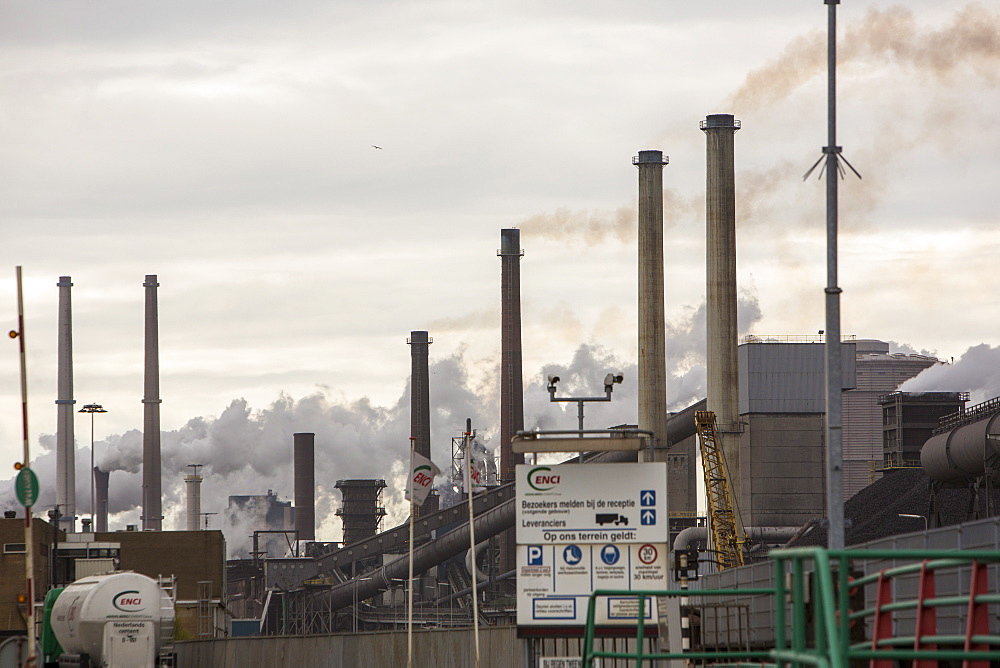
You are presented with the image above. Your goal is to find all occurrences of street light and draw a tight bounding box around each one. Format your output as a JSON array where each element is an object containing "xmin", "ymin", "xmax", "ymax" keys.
[
  {"xmin": 898, "ymin": 513, "xmax": 928, "ymax": 531},
  {"xmin": 78, "ymin": 403, "xmax": 107, "ymax": 531}
]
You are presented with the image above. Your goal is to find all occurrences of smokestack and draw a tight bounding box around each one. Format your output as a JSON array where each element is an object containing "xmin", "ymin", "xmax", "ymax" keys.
[
  {"xmin": 635, "ymin": 150, "xmax": 670, "ymax": 454},
  {"xmin": 185, "ymin": 464, "xmax": 203, "ymax": 531},
  {"xmin": 142, "ymin": 275, "xmax": 162, "ymax": 531},
  {"xmin": 94, "ymin": 467, "xmax": 109, "ymax": 533},
  {"xmin": 408, "ymin": 331, "xmax": 432, "ymax": 461},
  {"xmin": 56, "ymin": 276, "xmax": 76, "ymax": 533},
  {"xmin": 702, "ymin": 113, "xmax": 742, "ymax": 501},
  {"xmin": 293, "ymin": 433, "xmax": 316, "ymax": 541},
  {"xmin": 498, "ymin": 229, "xmax": 525, "ymax": 483},
  {"xmin": 498, "ymin": 229, "xmax": 525, "ymax": 576}
]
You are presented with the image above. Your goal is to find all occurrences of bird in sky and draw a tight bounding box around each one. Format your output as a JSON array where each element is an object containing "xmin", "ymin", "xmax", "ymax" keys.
[{"xmin": 372, "ymin": 145, "xmax": 382, "ymax": 150}]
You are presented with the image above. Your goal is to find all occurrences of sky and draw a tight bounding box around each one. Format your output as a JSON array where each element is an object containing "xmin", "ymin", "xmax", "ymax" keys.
[{"xmin": 1, "ymin": 1, "xmax": 998, "ymax": 555}]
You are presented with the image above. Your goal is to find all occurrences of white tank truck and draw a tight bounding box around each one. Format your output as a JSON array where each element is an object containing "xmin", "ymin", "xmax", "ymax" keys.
[{"xmin": 50, "ymin": 572, "xmax": 175, "ymax": 667}]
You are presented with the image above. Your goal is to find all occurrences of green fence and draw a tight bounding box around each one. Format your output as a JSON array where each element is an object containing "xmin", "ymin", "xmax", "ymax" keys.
[{"xmin": 582, "ymin": 547, "xmax": 1000, "ymax": 667}]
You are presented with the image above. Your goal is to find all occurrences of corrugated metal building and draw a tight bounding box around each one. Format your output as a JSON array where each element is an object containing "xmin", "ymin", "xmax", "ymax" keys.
[{"xmin": 737, "ymin": 339, "xmax": 856, "ymax": 527}]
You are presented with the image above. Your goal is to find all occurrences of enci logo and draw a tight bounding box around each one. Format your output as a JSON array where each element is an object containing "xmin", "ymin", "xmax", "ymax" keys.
[
  {"xmin": 527, "ymin": 466, "xmax": 561, "ymax": 491},
  {"xmin": 112, "ymin": 590, "xmax": 145, "ymax": 612}
]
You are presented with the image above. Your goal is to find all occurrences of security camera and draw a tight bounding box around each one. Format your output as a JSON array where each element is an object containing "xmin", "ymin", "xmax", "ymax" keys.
[
  {"xmin": 604, "ymin": 373, "xmax": 624, "ymax": 387},
  {"xmin": 547, "ymin": 375, "xmax": 560, "ymax": 385}
]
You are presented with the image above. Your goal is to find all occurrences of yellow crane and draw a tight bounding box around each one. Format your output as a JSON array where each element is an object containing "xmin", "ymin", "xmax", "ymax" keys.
[{"xmin": 694, "ymin": 410, "xmax": 745, "ymax": 569}]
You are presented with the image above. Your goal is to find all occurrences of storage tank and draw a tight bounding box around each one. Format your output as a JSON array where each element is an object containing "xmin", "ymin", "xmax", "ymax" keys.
[
  {"xmin": 921, "ymin": 411, "xmax": 1000, "ymax": 482},
  {"xmin": 50, "ymin": 572, "xmax": 174, "ymax": 667}
]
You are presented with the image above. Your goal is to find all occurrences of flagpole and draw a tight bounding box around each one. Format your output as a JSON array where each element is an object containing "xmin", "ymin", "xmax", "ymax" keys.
[
  {"xmin": 407, "ymin": 437, "xmax": 416, "ymax": 668},
  {"xmin": 464, "ymin": 419, "xmax": 480, "ymax": 667}
]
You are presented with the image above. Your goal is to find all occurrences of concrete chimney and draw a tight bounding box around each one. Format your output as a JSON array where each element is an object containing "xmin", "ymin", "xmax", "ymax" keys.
[
  {"xmin": 498, "ymin": 229, "xmax": 525, "ymax": 483},
  {"xmin": 56, "ymin": 276, "xmax": 77, "ymax": 533},
  {"xmin": 185, "ymin": 465, "xmax": 203, "ymax": 531},
  {"xmin": 293, "ymin": 433, "xmax": 316, "ymax": 541},
  {"xmin": 702, "ymin": 113, "xmax": 742, "ymax": 501},
  {"xmin": 94, "ymin": 467, "xmax": 109, "ymax": 533},
  {"xmin": 498, "ymin": 229, "xmax": 525, "ymax": 576},
  {"xmin": 635, "ymin": 149, "xmax": 671, "ymax": 459},
  {"xmin": 142, "ymin": 275, "xmax": 162, "ymax": 531},
  {"xmin": 408, "ymin": 331, "xmax": 432, "ymax": 461}
]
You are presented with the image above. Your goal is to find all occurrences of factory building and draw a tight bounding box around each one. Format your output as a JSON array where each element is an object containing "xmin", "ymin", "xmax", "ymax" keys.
[
  {"xmin": 840, "ymin": 340, "xmax": 942, "ymax": 497},
  {"xmin": 736, "ymin": 338, "xmax": 857, "ymax": 527},
  {"xmin": 881, "ymin": 391, "xmax": 969, "ymax": 470},
  {"xmin": 0, "ymin": 517, "xmax": 226, "ymax": 637}
]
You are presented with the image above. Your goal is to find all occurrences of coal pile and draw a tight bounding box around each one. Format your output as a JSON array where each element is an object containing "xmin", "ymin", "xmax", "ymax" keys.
[{"xmin": 788, "ymin": 468, "xmax": 1000, "ymax": 548}]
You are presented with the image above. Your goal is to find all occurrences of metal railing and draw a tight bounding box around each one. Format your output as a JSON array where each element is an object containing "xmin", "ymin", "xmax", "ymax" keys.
[{"xmin": 581, "ymin": 546, "xmax": 1000, "ymax": 667}]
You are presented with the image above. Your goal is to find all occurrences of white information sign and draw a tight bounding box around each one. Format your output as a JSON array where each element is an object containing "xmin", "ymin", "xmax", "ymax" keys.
[
  {"xmin": 516, "ymin": 463, "xmax": 668, "ymax": 544},
  {"xmin": 516, "ymin": 542, "xmax": 668, "ymax": 626}
]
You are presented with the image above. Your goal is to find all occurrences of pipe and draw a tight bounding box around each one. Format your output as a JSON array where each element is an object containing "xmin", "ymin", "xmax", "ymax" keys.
[
  {"xmin": 142, "ymin": 275, "xmax": 162, "ymax": 531},
  {"xmin": 314, "ymin": 495, "xmax": 515, "ymax": 611},
  {"xmin": 702, "ymin": 114, "xmax": 742, "ymax": 503},
  {"xmin": 56, "ymin": 276, "xmax": 76, "ymax": 532},
  {"xmin": 294, "ymin": 433, "xmax": 316, "ymax": 540},
  {"xmin": 672, "ymin": 525, "xmax": 800, "ymax": 552},
  {"xmin": 94, "ymin": 467, "xmax": 109, "ymax": 533}
]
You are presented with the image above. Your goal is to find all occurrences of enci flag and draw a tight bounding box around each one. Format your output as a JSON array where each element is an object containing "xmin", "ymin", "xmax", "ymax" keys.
[{"xmin": 407, "ymin": 451, "xmax": 440, "ymax": 506}]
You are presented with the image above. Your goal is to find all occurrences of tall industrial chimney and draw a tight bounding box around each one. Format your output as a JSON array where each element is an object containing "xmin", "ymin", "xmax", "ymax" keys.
[
  {"xmin": 702, "ymin": 114, "xmax": 742, "ymax": 501},
  {"xmin": 293, "ymin": 433, "xmax": 316, "ymax": 541},
  {"xmin": 498, "ymin": 229, "xmax": 525, "ymax": 483},
  {"xmin": 635, "ymin": 151, "xmax": 681, "ymax": 510},
  {"xmin": 185, "ymin": 464, "xmax": 203, "ymax": 531},
  {"xmin": 142, "ymin": 275, "xmax": 163, "ymax": 531},
  {"xmin": 94, "ymin": 467, "xmax": 109, "ymax": 533},
  {"xmin": 56, "ymin": 276, "xmax": 77, "ymax": 532},
  {"xmin": 408, "ymin": 331, "xmax": 432, "ymax": 461}
]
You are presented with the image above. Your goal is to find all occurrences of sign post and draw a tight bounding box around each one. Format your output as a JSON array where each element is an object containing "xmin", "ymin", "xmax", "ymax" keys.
[{"xmin": 515, "ymin": 462, "xmax": 669, "ymax": 626}]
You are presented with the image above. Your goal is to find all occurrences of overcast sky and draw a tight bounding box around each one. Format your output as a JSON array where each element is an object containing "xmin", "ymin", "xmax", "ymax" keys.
[{"xmin": 2, "ymin": 1, "xmax": 998, "ymax": 547}]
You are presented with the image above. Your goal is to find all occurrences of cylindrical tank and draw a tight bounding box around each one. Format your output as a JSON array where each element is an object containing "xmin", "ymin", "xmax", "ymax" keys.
[
  {"xmin": 51, "ymin": 572, "xmax": 174, "ymax": 666},
  {"xmin": 921, "ymin": 412, "xmax": 1000, "ymax": 482}
]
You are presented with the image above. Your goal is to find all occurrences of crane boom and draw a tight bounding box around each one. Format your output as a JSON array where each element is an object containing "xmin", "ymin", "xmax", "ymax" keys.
[{"xmin": 694, "ymin": 410, "xmax": 744, "ymax": 569}]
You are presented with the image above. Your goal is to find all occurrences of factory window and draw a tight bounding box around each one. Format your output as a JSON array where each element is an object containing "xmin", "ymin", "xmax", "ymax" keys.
[{"xmin": 3, "ymin": 543, "xmax": 26, "ymax": 554}]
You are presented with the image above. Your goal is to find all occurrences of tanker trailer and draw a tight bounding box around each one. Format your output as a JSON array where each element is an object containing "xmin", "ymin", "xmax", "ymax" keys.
[{"xmin": 50, "ymin": 572, "xmax": 174, "ymax": 667}]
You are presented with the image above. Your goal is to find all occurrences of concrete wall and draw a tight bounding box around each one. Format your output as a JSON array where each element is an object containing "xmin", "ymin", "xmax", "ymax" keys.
[
  {"xmin": 173, "ymin": 626, "xmax": 519, "ymax": 668},
  {"xmin": 739, "ymin": 342, "xmax": 856, "ymax": 414}
]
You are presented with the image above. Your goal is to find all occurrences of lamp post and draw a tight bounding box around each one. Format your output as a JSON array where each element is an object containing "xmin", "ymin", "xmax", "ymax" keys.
[
  {"xmin": 78, "ymin": 404, "xmax": 107, "ymax": 530},
  {"xmin": 898, "ymin": 513, "xmax": 928, "ymax": 532},
  {"xmin": 547, "ymin": 373, "xmax": 624, "ymax": 461}
]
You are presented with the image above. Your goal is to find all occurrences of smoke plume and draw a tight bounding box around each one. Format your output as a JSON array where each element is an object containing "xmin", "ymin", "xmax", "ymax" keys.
[
  {"xmin": 899, "ymin": 343, "xmax": 1000, "ymax": 405},
  {"xmin": 730, "ymin": 3, "xmax": 1000, "ymax": 111}
]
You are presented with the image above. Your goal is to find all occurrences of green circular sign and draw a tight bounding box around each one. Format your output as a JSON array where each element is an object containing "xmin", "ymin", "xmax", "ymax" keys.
[{"xmin": 15, "ymin": 467, "xmax": 39, "ymax": 507}]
